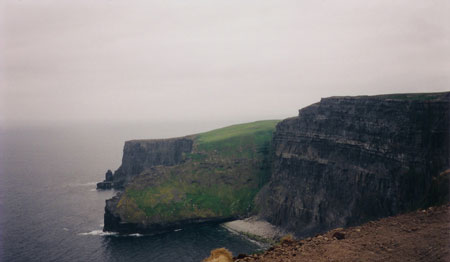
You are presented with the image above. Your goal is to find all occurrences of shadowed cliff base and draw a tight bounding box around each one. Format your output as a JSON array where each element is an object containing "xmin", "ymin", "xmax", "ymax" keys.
[{"xmin": 232, "ymin": 204, "xmax": 450, "ymax": 262}]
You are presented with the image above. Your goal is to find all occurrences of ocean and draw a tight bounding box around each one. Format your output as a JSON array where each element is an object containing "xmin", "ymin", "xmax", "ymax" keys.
[{"xmin": 0, "ymin": 122, "xmax": 261, "ymax": 262}]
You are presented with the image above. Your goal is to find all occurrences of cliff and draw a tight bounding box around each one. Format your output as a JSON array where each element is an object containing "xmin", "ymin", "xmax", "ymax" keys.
[
  {"xmin": 101, "ymin": 92, "xmax": 449, "ymax": 235},
  {"xmin": 112, "ymin": 137, "xmax": 194, "ymax": 188},
  {"xmin": 257, "ymin": 92, "xmax": 450, "ymax": 237},
  {"xmin": 103, "ymin": 120, "xmax": 279, "ymax": 233}
]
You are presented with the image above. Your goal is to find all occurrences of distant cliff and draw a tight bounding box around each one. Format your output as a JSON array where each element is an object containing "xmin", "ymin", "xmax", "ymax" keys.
[
  {"xmin": 257, "ymin": 92, "xmax": 450, "ymax": 237},
  {"xmin": 103, "ymin": 120, "xmax": 279, "ymax": 233}
]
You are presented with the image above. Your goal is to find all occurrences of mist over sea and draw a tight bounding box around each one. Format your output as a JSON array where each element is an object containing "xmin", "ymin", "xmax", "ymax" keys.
[{"xmin": 0, "ymin": 122, "xmax": 261, "ymax": 262}]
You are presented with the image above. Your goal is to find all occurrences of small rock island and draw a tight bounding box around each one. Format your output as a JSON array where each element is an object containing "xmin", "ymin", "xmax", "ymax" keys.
[{"xmin": 96, "ymin": 170, "xmax": 114, "ymax": 189}]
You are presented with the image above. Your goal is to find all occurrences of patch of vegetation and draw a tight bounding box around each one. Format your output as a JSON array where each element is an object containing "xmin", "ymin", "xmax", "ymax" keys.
[
  {"xmin": 185, "ymin": 152, "xmax": 207, "ymax": 161},
  {"xmin": 196, "ymin": 120, "xmax": 279, "ymax": 144},
  {"xmin": 124, "ymin": 175, "xmax": 260, "ymax": 223}
]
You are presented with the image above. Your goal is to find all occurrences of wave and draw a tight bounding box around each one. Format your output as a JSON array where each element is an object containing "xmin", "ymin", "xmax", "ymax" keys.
[
  {"xmin": 68, "ymin": 181, "xmax": 98, "ymax": 187},
  {"xmin": 128, "ymin": 233, "xmax": 143, "ymax": 237},
  {"xmin": 78, "ymin": 230, "xmax": 144, "ymax": 237},
  {"xmin": 78, "ymin": 230, "xmax": 117, "ymax": 236}
]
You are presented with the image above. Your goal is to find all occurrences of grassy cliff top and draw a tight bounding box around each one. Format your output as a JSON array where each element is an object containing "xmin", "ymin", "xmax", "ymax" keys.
[
  {"xmin": 125, "ymin": 120, "xmax": 280, "ymax": 144},
  {"xmin": 196, "ymin": 120, "xmax": 280, "ymax": 144},
  {"xmin": 194, "ymin": 120, "xmax": 280, "ymax": 158}
]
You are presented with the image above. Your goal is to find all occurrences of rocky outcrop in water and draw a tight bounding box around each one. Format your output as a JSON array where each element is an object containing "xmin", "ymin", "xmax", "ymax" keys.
[
  {"xmin": 257, "ymin": 92, "xmax": 450, "ymax": 237},
  {"xmin": 96, "ymin": 169, "xmax": 114, "ymax": 189}
]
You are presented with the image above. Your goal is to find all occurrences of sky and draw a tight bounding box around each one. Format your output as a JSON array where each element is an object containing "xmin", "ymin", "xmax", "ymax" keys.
[{"xmin": 1, "ymin": 0, "xmax": 449, "ymax": 127}]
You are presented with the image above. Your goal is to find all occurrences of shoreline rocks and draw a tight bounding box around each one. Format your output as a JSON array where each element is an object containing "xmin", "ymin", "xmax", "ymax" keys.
[{"xmin": 222, "ymin": 217, "xmax": 287, "ymax": 244}]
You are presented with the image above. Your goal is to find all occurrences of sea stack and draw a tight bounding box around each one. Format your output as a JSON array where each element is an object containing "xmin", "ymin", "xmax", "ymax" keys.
[{"xmin": 96, "ymin": 169, "xmax": 114, "ymax": 189}]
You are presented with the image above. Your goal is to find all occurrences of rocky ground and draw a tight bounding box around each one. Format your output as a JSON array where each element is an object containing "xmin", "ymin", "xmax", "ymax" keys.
[{"xmin": 233, "ymin": 204, "xmax": 450, "ymax": 262}]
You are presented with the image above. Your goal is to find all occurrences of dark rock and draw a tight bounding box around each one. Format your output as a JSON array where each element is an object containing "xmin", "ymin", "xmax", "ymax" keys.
[
  {"xmin": 236, "ymin": 254, "xmax": 248, "ymax": 259},
  {"xmin": 96, "ymin": 181, "xmax": 113, "ymax": 190},
  {"xmin": 96, "ymin": 170, "xmax": 114, "ymax": 189},
  {"xmin": 103, "ymin": 194, "xmax": 122, "ymax": 231},
  {"xmin": 105, "ymin": 170, "xmax": 113, "ymax": 181},
  {"xmin": 257, "ymin": 92, "xmax": 450, "ymax": 238},
  {"xmin": 332, "ymin": 231, "xmax": 346, "ymax": 240}
]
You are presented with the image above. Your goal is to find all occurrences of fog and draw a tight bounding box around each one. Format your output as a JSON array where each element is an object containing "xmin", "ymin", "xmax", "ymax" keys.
[{"xmin": 1, "ymin": 0, "xmax": 449, "ymax": 128}]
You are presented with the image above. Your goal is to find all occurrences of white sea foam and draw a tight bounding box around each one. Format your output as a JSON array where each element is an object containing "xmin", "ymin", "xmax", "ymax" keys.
[
  {"xmin": 174, "ymin": 229, "xmax": 182, "ymax": 232},
  {"xmin": 69, "ymin": 181, "xmax": 98, "ymax": 187},
  {"xmin": 78, "ymin": 230, "xmax": 117, "ymax": 236},
  {"xmin": 81, "ymin": 182, "xmax": 98, "ymax": 186},
  {"xmin": 78, "ymin": 230, "xmax": 145, "ymax": 237}
]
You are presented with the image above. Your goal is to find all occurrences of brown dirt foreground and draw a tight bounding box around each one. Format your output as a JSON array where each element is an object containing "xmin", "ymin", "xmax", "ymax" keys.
[{"xmin": 234, "ymin": 204, "xmax": 450, "ymax": 262}]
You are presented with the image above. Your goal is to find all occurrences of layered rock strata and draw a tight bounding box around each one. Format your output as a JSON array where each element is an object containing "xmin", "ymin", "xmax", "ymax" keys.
[{"xmin": 257, "ymin": 92, "xmax": 450, "ymax": 237}]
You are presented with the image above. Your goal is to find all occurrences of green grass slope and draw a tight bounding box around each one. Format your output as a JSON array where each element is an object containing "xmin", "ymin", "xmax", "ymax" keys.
[{"xmin": 115, "ymin": 120, "xmax": 280, "ymax": 224}]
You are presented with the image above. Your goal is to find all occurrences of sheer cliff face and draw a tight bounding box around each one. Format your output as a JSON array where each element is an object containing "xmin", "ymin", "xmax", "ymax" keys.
[
  {"xmin": 258, "ymin": 93, "xmax": 450, "ymax": 237},
  {"xmin": 112, "ymin": 137, "xmax": 193, "ymax": 188}
]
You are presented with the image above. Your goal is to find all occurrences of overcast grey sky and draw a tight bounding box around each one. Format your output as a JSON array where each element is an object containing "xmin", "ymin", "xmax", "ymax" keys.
[{"xmin": 1, "ymin": 0, "xmax": 449, "ymax": 127}]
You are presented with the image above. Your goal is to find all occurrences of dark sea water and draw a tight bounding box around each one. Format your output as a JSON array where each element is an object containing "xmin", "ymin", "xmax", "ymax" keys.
[{"xmin": 0, "ymin": 122, "xmax": 261, "ymax": 262}]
